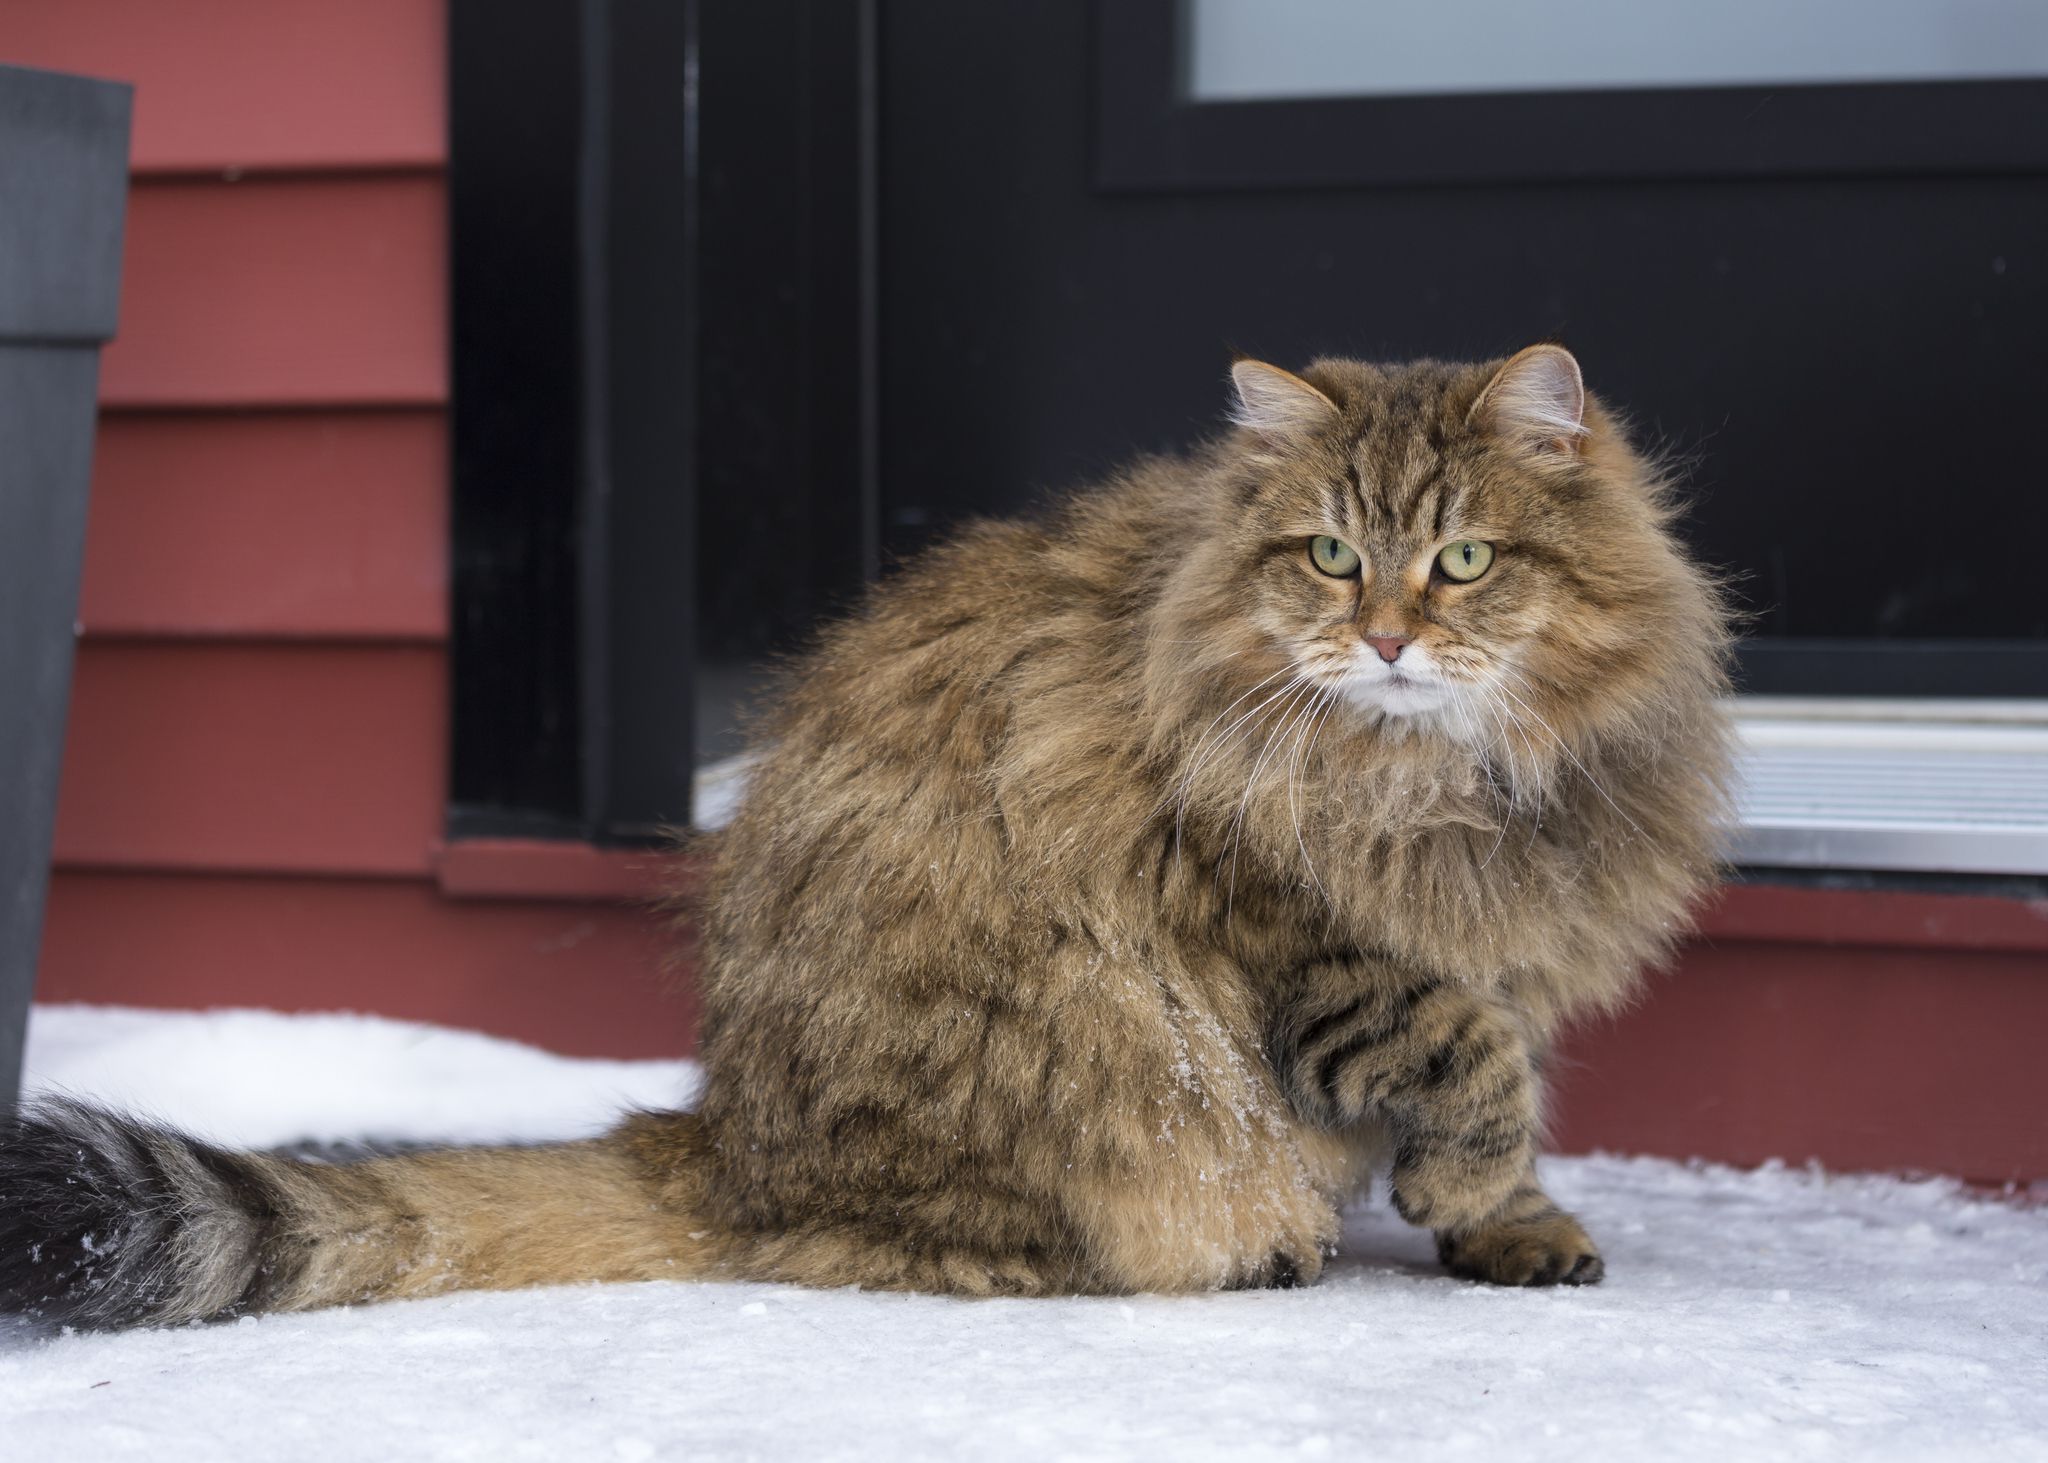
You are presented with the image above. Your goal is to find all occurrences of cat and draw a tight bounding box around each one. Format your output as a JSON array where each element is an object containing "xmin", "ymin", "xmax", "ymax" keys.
[{"xmin": 0, "ymin": 345, "xmax": 1731, "ymax": 1326}]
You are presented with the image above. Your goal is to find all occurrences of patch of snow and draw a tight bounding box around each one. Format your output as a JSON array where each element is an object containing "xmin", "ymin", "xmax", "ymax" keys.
[
  {"xmin": 5, "ymin": 1004, "xmax": 2046, "ymax": 1462},
  {"xmin": 19, "ymin": 1005, "xmax": 697, "ymax": 1149}
]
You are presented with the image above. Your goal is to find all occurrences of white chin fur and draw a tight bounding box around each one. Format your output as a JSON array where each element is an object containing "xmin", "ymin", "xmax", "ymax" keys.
[
  {"xmin": 1332, "ymin": 650, "xmax": 1482, "ymax": 742},
  {"xmin": 1338, "ymin": 692, "xmax": 1484, "ymax": 744}
]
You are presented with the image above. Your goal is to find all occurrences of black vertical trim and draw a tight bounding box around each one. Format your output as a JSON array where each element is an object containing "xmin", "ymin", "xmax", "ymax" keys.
[
  {"xmin": 450, "ymin": 0, "xmax": 697, "ymax": 843},
  {"xmin": 576, "ymin": 0, "xmax": 615, "ymax": 833},
  {"xmin": 857, "ymin": 0, "xmax": 883, "ymax": 584},
  {"xmin": 598, "ymin": 0, "xmax": 699, "ymax": 836},
  {"xmin": 450, "ymin": 0, "xmax": 587, "ymax": 834}
]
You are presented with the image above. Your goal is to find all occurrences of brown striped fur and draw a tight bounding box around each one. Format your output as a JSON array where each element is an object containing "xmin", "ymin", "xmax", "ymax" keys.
[{"xmin": 0, "ymin": 347, "xmax": 1729, "ymax": 1325}]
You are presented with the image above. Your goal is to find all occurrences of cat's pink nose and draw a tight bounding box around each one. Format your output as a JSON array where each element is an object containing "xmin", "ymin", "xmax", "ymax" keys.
[{"xmin": 1364, "ymin": 634, "xmax": 1410, "ymax": 664}]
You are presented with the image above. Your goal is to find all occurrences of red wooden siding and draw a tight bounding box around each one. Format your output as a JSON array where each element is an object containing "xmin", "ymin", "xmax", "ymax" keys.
[
  {"xmin": 1555, "ymin": 937, "xmax": 2048, "ymax": 1186},
  {"xmin": 52, "ymin": 644, "xmax": 444, "ymax": 876},
  {"xmin": 37, "ymin": 873, "xmax": 691, "ymax": 1060},
  {"xmin": 102, "ymin": 178, "xmax": 447, "ymax": 408},
  {"xmin": 81, "ymin": 412, "xmax": 447, "ymax": 639},
  {"xmin": 7, "ymin": 4, "xmax": 704, "ymax": 1060},
  {"xmin": 14, "ymin": 2, "xmax": 457, "ymax": 896},
  {"xmin": 5, "ymin": 0, "xmax": 445, "ymax": 174},
  {"xmin": 1686, "ymin": 881, "xmax": 2048, "ymax": 954}
]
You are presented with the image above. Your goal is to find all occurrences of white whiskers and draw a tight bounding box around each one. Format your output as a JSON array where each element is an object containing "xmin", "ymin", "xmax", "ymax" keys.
[
  {"xmin": 1169, "ymin": 668, "xmax": 1304, "ymax": 862},
  {"xmin": 1219, "ymin": 678, "xmax": 1323, "ymax": 915},
  {"xmin": 1492, "ymin": 668, "xmax": 1647, "ymax": 843}
]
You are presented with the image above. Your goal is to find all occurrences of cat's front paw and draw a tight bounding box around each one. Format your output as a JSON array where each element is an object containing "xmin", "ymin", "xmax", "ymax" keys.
[{"xmin": 1435, "ymin": 1211, "xmax": 1603, "ymax": 1287}]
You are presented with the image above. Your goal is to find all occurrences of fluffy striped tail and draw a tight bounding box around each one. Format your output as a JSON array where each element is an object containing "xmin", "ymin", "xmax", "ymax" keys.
[{"xmin": 0, "ymin": 1099, "xmax": 726, "ymax": 1330}]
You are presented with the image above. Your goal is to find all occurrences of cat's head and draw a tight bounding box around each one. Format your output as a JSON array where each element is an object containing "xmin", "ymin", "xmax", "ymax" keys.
[{"xmin": 1165, "ymin": 346, "xmax": 1724, "ymax": 759}]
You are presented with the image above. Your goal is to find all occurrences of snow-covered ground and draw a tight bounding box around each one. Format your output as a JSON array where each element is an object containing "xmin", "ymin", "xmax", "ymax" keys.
[{"xmin": 5, "ymin": 1006, "xmax": 2045, "ymax": 1463}]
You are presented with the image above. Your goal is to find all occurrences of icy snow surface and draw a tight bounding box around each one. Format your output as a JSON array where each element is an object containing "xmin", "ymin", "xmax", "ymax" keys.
[{"xmin": 5, "ymin": 1005, "xmax": 2046, "ymax": 1463}]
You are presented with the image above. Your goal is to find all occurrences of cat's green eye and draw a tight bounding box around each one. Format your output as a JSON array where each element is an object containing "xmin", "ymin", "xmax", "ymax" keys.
[
  {"xmin": 1309, "ymin": 535, "xmax": 1361, "ymax": 578},
  {"xmin": 1437, "ymin": 540, "xmax": 1495, "ymax": 583}
]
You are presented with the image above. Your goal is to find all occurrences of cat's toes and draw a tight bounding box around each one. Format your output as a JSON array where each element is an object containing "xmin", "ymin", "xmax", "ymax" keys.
[{"xmin": 1436, "ymin": 1212, "xmax": 1603, "ymax": 1288}]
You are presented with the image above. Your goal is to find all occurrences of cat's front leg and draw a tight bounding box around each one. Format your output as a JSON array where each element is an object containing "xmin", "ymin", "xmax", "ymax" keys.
[{"xmin": 1269, "ymin": 962, "xmax": 1602, "ymax": 1287}]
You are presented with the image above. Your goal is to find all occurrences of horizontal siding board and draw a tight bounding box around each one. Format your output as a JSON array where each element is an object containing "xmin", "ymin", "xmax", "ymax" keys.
[
  {"xmin": 1553, "ymin": 941, "xmax": 2048, "ymax": 1185},
  {"xmin": 36, "ymin": 872, "xmax": 692, "ymax": 1060},
  {"xmin": 4, "ymin": 0, "xmax": 445, "ymax": 173},
  {"xmin": 52, "ymin": 643, "xmax": 445, "ymax": 876},
  {"xmin": 435, "ymin": 839, "xmax": 679, "ymax": 902},
  {"xmin": 101, "ymin": 176, "xmax": 446, "ymax": 407},
  {"xmin": 80, "ymin": 411, "xmax": 447, "ymax": 639},
  {"xmin": 1700, "ymin": 880, "xmax": 2048, "ymax": 954}
]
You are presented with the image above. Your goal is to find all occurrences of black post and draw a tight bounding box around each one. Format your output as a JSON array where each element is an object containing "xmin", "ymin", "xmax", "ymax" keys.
[{"xmin": 0, "ymin": 64, "xmax": 132, "ymax": 1111}]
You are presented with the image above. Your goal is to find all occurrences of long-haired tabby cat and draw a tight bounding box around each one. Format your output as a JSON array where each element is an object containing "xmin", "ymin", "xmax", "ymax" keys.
[{"xmin": 1, "ymin": 345, "xmax": 1730, "ymax": 1326}]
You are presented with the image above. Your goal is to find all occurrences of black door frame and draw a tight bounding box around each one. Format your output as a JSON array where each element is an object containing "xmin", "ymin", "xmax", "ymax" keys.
[{"xmin": 448, "ymin": 0, "xmax": 699, "ymax": 844}]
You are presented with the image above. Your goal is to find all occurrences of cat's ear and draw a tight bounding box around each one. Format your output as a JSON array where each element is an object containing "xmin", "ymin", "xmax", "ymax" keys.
[
  {"xmin": 1228, "ymin": 360, "xmax": 1339, "ymax": 443},
  {"xmin": 1469, "ymin": 345, "xmax": 1587, "ymax": 455}
]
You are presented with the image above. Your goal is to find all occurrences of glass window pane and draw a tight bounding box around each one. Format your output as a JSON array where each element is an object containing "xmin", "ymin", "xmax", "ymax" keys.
[{"xmin": 1186, "ymin": 0, "xmax": 2048, "ymax": 100}]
